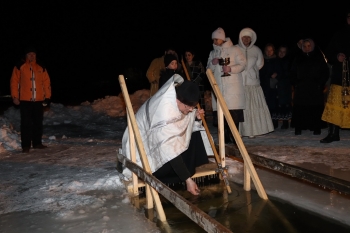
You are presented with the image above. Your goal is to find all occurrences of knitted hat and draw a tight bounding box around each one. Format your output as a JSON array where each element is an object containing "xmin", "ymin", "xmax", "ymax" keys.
[
  {"xmin": 164, "ymin": 53, "xmax": 177, "ymax": 67},
  {"xmin": 24, "ymin": 47, "xmax": 37, "ymax": 55},
  {"xmin": 212, "ymin": 27, "xmax": 226, "ymax": 41},
  {"xmin": 176, "ymin": 80, "xmax": 200, "ymax": 106}
]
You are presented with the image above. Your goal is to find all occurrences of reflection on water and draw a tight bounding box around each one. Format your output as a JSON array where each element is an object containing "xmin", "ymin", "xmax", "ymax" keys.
[{"xmin": 131, "ymin": 180, "xmax": 350, "ymax": 233}]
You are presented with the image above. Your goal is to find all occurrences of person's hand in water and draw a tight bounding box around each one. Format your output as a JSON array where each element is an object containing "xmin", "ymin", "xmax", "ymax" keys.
[{"xmin": 185, "ymin": 178, "xmax": 200, "ymax": 195}]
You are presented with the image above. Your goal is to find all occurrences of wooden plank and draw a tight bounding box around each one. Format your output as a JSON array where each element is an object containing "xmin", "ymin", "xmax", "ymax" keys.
[
  {"xmin": 119, "ymin": 75, "xmax": 166, "ymax": 221},
  {"xmin": 127, "ymin": 113, "xmax": 139, "ymax": 196},
  {"xmin": 206, "ymin": 69, "xmax": 268, "ymax": 200},
  {"xmin": 192, "ymin": 163, "xmax": 218, "ymax": 178},
  {"xmin": 119, "ymin": 155, "xmax": 233, "ymax": 233},
  {"xmin": 127, "ymin": 162, "xmax": 218, "ymax": 188}
]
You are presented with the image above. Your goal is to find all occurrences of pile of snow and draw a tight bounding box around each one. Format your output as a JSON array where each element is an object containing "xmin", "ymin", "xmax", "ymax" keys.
[
  {"xmin": 0, "ymin": 90, "xmax": 152, "ymax": 152},
  {"xmin": 0, "ymin": 116, "xmax": 21, "ymax": 152}
]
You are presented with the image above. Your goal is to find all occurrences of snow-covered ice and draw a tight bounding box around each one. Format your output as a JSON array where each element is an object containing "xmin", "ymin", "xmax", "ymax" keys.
[{"xmin": 0, "ymin": 89, "xmax": 349, "ymax": 232}]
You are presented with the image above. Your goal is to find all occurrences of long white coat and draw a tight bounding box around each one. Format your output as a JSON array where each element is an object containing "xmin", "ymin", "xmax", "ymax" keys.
[
  {"xmin": 236, "ymin": 28, "xmax": 264, "ymax": 86},
  {"xmin": 207, "ymin": 37, "xmax": 246, "ymax": 111},
  {"xmin": 121, "ymin": 75, "xmax": 212, "ymax": 178},
  {"xmin": 236, "ymin": 27, "xmax": 274, "ymax": 137}
]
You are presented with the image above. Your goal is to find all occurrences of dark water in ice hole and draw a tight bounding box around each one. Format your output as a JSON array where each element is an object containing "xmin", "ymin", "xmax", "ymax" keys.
[
  {"xmin": 132, "ymin": 177, "xmax": 350, "ymax": 233},
  {"xmin": 1, "ymin": 179, "xmax": 349, "ymax": 233}
]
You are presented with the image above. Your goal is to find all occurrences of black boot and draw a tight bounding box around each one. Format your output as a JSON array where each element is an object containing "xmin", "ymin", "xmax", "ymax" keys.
[
  {"xmin": 281, "ymin": 120, "xmax": 289, "ymax": 129},
  {"xmin": 273, "ymin": 119, "xmax": 279, "ymax": 129},
  {"xmin": 320, "ymin": 124, "xmax": 340, "ymax": 143},
  {"xmin": 212, "ymin": 111, "xmax": 218, "ymax": 127},
  {"xmin": 333, "ymin": 126, "xmax": 340, "ymax": 141}
]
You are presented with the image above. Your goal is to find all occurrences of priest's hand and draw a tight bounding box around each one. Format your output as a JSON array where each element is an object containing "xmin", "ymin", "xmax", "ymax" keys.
[
  {"xmin": 185, "ymin": 178, "xmax": 200, "ymax": 195},
  {"xmin": 196, "ymin": 108, "xmax": 205, "ymax": 120}
]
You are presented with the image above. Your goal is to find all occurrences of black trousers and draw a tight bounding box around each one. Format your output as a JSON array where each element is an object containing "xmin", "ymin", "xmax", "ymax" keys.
[
  {"xmin": 292, "ymin": 104, "xmax": 324, "ymax": 131},
  {"xmin": 153, "ymin": 131, "xmax": 209, "ymax": 184},
  {"xmin": 20, "ymin": 101, "xmax": 44, "ymax": 148}
]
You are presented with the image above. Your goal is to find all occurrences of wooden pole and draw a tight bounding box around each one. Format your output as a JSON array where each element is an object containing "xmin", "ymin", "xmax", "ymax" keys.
[
  {"xmin": 118, "ymin": 75, "xmax": 167, "ymax": 221},
  {"xmin": 206, "ymin": 69, "xmax": 268, "ymax": 200},
  {"xmin": 181, "ymin": 59, "xmax": 232, "ymax": 194}
]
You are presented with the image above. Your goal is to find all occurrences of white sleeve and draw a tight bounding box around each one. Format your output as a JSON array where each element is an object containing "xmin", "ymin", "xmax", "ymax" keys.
[
  {"xmin": 256, "ymin": 47, "xmax": 264, "ymax": 70},
  {"xmin": 207, "ymin": 50, "xmax": 216, "ymax": 71}
]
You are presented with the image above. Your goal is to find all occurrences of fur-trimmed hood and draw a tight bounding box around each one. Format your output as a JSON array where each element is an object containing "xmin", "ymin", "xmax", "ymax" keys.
[{"xmin": 238, "ymin": 28, "xmax": 257, "ymax": 49}]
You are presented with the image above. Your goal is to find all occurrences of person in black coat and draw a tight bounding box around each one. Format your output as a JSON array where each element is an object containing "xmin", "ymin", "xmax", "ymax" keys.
[
  {"xmin": 158, "ymin": 53, "xmax": 183, "ymax": 88},
  {"xmin": 183, "ymin": 49, "xmax": 208, "ymax": 110},
  {"xmin": 276, "ymin": 45, "xmax": 293, "ymax": 129},
  {"xmin": 259, "ymin": 43, "xmax": 281, "ymax": 128},
  {"xmin": 290, "ymin": 38, "xmax": 329, "ymax": 135}
]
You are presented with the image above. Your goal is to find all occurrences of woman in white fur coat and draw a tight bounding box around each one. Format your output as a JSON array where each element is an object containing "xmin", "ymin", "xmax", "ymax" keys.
[{"xmin": 236, "ymin": 27, "xmax": 274, "ymax": 138}]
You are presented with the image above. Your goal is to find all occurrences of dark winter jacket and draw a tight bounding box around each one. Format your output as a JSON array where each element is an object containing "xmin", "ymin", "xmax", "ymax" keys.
[
  {"xmin": 184, "ymin": 60, "xmax": 208, "ymax": 88},
  {"xmin": 290, "ymin": 49, "xmax": 329, "ymax": 106},
  {"xmin": 325, "ymin": 24, "xmax": 350, "ymax": 85},
  {"xmin": 276, "ymin": 56, "xmax": 292, "ymax": 105},
  {"xmin": 259, "ymin": 55, "xmax": 281, "ymax": 95},
  {"xmin": 158, "ymin": 68, "xmax": 177, "ymax": 89}
]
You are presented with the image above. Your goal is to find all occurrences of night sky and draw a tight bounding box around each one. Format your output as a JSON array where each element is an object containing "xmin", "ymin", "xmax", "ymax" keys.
[{"xmin": 1, "ymin": 2, "xmax": 347, "ymax": 104}]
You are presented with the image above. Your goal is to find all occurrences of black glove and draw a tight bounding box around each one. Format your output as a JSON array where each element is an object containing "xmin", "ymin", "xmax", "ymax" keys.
[{"xmin": 43, "ymin": 98, "xmax": 51, "ymax": 107}]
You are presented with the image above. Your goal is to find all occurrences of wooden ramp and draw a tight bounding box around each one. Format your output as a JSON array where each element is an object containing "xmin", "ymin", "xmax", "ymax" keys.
[
  {"xmin": 124, "ymin": 162, "xmax": 218, "ymax": 193},
  {"xmin": 117, "ymin": 71, "xmax": 268, "ymax": 232},
  {"xmin": 118, "ymin": 75, "xmax": 233, "ymax": 232},
  {"xmin": 118, "ymin": 154, "xmax": 233, "ymax": 233}
]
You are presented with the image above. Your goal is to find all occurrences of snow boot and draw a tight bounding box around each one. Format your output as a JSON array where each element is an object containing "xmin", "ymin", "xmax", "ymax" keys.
[{"xmin": 320, "ymin": 124, "xmax": 340, "ymax": 143}]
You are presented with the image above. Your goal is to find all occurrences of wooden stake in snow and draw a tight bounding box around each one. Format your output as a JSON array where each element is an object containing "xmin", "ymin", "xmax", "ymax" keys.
[
  {"xmin": 118, "ymin": 75, "xmax": 166, "ymax": 221},
  {"xmin": 206, "ymin": 69, "xmax": 268, "ymax": 200}
]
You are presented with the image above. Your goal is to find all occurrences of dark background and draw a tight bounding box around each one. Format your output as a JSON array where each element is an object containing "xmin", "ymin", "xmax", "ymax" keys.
[{"xmin": 1, "ymin": 1, "xmax": 347, "ymax": 105}]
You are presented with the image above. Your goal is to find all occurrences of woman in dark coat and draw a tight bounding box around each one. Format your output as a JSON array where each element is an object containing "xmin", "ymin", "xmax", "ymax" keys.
[
  {"xmin": 259, "ymin": 43, "xmax": 281, "ymax": 128},
  {"xmin": 276, "ymin": 45, "xmax": 293, "ymax": 129},
  {"xmin": 290, "ymin": 38, "xmax": 329, "ymax": 135}
]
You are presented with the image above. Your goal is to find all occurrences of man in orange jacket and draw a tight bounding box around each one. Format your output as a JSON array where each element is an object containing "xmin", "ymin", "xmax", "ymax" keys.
[{"xmin": 10, "ymin": 47, "xmax": 51, "ymax": 153}]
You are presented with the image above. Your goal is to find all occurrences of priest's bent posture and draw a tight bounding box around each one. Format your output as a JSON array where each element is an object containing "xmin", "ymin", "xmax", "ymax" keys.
[{"xmin": 120, "ymin": 74, "xmax": 212, "ymax": 195}]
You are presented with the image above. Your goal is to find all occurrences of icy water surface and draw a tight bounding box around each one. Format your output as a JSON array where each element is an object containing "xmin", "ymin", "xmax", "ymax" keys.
[
  {"xmin": 1, "ymin": 176, "xmax": 349, "ymax": 233},
  {"xmin": 134, "ymin": 180, "xmax": 350, "ymax": 233},
  {"xmin": 0, "ymin": 189, "xmax": 160, "ymax": 233}
]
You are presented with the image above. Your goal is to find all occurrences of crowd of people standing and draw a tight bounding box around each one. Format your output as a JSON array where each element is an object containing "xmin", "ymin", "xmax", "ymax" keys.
[
  {"xmin": 144, "ymin": 11, "xmax": 350, "ymax": 145},
  {"xmin": 120, "ymin": 10, "xmax": 350, "ymax": 195}
]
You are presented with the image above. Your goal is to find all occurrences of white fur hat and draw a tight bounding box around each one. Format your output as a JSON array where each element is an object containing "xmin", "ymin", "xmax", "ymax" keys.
[
  {"xmin": 241, "ymin": 30, "xmax": 253, "ymax": 38},
  {"xmin": 212, "ymin": 27, "xmax": 226, "ymax": 41}
]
